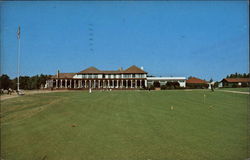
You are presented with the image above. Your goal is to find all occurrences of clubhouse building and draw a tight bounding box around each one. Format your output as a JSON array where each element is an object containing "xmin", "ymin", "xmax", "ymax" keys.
[
  {"xmin": 45, "ymin": 65, "xmax": 187, "ymax": 89},
  {"xmin": 46, "ymin": 65, "xmax": 148, "ymax": 89}
]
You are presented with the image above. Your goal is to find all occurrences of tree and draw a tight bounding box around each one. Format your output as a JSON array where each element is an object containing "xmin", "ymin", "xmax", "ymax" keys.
[
  {"xmin": 10, "ymin": 74, "xmax": 51, "ymax": 90},
  {"xmin": 0, "ymin": 74, "xmax": 11, "ymax": 89},
  {"xmin": 153, "ymin": 81, "xmax": 160, "ymax": 88},
  {"xmin": 226, "ymin": 72, "xmax": 250, "ymax": 78}
]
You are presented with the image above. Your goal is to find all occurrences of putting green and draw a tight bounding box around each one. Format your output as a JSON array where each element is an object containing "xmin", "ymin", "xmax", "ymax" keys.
[{"xmin": 1, "ymin": 90, "xmax": 249, "ymax": 160}]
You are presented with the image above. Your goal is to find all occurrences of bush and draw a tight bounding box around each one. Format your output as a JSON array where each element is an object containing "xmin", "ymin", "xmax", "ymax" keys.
[
  {"xmin": 232, "ymin": 84, "xmax": 238, "ymax": 88},
  {"xmin": 166, "ymin": 82, "xmax": 180, "ymax": 89},
  {"xmin": 153, "ymin": 81, "xmax": 160, "ymax": 88},
  {"xmin": 149, "ymin": 85, "xmax": 155, "ymax": 90},
  {"xmin": 160, "ymin": 85, "xmax": 167, "ymax": 90}
]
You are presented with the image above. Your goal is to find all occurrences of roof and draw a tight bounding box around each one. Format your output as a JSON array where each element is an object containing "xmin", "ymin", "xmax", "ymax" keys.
[
  {"xmin": 51, "ymin": 73, "xmax": 76, "ymax": 78},
  {"xmin": 186, "ymin": 77, "xmax": 208, "ymax": 84},
  {"xmin": 77, "ymin": 65, "xmax": 147, "ymax": 74},
  {"xmin": 221, "ymin": 78, "xmax": 250, "ymax": 83},
  {"xmin": 147, "ymin": 77, "xmax": 186, "ymax": 81},
  {"xmin": 78, "ymin": 67, "xmax": 100, "ymax": 74},
  {"xmin": 123, "ymin": 65, "xmax": 147, "ymax": 74}
]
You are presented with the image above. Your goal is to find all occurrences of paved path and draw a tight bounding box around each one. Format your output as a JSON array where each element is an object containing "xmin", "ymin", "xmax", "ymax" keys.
[{"xmin": 218, "ymin": 90, "xmax": 250, "ymax": 95}]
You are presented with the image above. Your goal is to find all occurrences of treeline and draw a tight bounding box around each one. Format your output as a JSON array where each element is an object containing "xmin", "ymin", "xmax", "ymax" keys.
[
  {"xmin": 0, "ymin": 74, "xmax": 51, "ymax": 90},
  {"xmin": 226, "ymin": 72, "xmax": 250, "ymax": 78}
]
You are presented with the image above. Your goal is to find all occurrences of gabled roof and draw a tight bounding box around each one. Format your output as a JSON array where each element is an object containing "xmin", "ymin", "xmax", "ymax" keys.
[
  {"xmin": 78, "ymin": 67, "xmax": 100, "ymax": 74},
  {"xmin": 123, "ymin": 65, "xmax": 147, "ymax": 74},
  {"xmin": 186, "ymin": 77, "xmax": 208, "ymax": 84},
  {"xmin": 51, "ymin": 73, "xmax": 76, "ymax": 79},
  {"xmin": 77, "ymin": 65, "xmax": 147, "ymax": 74},
  {"xmin": 222, "ymin": 78, "xmax": 250, "ymax": 83}
]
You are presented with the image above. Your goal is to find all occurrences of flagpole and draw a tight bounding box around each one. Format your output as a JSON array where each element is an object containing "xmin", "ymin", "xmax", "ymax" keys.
[
  {"xmin": 17, "ymin": 37, "xmax": 20, "ymax": 92},
  {"xmin": 17, "ymin": 26, "xmax": 21, "ymax": 93}
]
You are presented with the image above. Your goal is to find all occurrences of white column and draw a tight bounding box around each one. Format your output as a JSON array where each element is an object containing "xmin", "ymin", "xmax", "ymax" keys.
[
  {"xmin": 131, "ymin": 80, "xmax": 133, "ymax": 88},
  {"xmin": 135, "ymin": 80, "xmax": 137, "ymax": 88},
  {"xmin": 140, "ymin": 80, "xmax": 142, "ymax": 88},
  {"xmin": 117, "ymin": 80, "xmax": 119, "ymax": 88},
  {"xmin": 56, "ymin": 79, "xmax": 58, "ymax": 88},
  {"xmin": 70, "ymin": 80, "xmax": 72, "ymax": 88},
  {"xmin": 48, "ymin": 80, "xmax": 50, "ymax": 88},
  {"xmin": 60, "ymin": 79, "xmax": 63, "ymax": 88},
  {"xmin": 45, "ymin": 80, "xmax": 48, "ymax": 88},
  {"xmin": 121, "ymin": 80, "xmax": 123, "ymax": 88},
  {"xmin": 103, "ymin": 80, "xmax": 105, "ymax": 88},
  {"xmin": 108, "ymin": 80, "xmax": 110, "ymax": 88},
  {"xmin": 126, "ymin": 80, "xmax": 128, "ymax": 88},
  {"xmin": 112, "ymin": 80, "xmax": 114, "ymax": 88},
  {"xmin": 85, "ymin": 80, "xmax": 87, "ymax": 88},
  {"xmin": 94, "ymin": 80, "xmax": 96, "ymax": 88},
  {"xmin": 98, "ymin": 80, "xmax": 100, "ymax": 88},
  {"xmin": 50, "ymin": 80, "xmax": 53, "ymax": 88},
  {"xmin": 65, "ymin": 79, "xmax": 67, "ymax": 88},
  {"xmin": 74, "ymin": 80, "xmax": 76, "ymax": 88},
  {"xmin": 145, "ymin": 80, "xmax": 147, "ymax": 87}
]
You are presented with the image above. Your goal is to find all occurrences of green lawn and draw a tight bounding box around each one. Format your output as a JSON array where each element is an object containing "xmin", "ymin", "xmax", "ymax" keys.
[{"xmin": 1, "ymin": 90, "xmax": 249, "ymax": 160}]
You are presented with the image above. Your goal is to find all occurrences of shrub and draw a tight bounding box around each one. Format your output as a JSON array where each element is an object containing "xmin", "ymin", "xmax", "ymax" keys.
[
  {"xmin": 166, "ymin": 82, "xmax": 180, "ymax": 89},
  {"xmin": 149, "ymin": 85, "xmax": 155, "ymax": 90},
  {"xmin": 232, "ymin": 84, "xmax": 238, "ymax": 88},
  {"xmin": 160, "ymin": 85, "xmax": 167, "ymax": 90},
  {"xmin": 153, "ymin": 81, "xmax": 160, "ymax": 88}
]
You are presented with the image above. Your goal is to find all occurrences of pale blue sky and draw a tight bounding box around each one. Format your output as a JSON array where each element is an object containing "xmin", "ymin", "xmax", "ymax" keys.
[{"xmin": 1, "ymin": 1, "xmax": 249, "ymax": 81}]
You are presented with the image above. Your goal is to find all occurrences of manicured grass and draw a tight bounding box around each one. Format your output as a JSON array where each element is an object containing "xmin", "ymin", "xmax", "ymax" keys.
[
  {"xmin": 1, "ymin": 90, "xmax": 249, "ymax": 160},
  {"xmin": 219, "ymin": 87, "xmax": 250, "ymax": 92}
]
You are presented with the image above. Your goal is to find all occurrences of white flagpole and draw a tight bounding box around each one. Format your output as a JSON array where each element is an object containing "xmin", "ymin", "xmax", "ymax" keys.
[
  {"xmin": 17, "ymin": 26, "xmax": 21, "ymax": 92},
  {"xmin": 17, "ymin": 37, "xmax": 20, "ymax": 92}
]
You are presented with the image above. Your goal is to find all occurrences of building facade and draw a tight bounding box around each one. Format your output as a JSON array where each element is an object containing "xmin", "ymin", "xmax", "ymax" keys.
[
  {"xmin": 219, "ymin": 78, "xmax": 250, "ymax": 87},
  {"xmin": 46, "ymin": 65, "xmax": 148, "ymax": 89},
  {"xmin": 186, "ymin": 77, "xmax": 208, "ymax": 89},
  {"xmin": 147, "ymin": 77, "xmax": 186, "ymax": 87}
]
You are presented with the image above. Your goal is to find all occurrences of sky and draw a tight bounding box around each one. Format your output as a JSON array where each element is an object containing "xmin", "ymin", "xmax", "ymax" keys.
[{"xmin": 0, "ymin": 1, "xmax": 249, "ymax": 81}]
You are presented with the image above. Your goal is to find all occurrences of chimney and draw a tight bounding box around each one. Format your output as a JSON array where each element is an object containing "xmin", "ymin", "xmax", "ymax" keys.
[
  {"xmin": 141, "ymin": 66, "xmax": 144, "ymax": 70},
  {"xmin": 57, "ymin": 70, "xmax": 60, "ymax": 78},
  {"xmin": 119, "ymin": 67, "xmax": 123, "ymax": 71}
]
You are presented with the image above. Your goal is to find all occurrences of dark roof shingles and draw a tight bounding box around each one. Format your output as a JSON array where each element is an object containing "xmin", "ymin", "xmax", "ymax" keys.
[
  {"xmin": 186, "ymin": 77, "xmax": 208, "ymax": 84},
  {"xmin": 222, "ymin": 78, "xmax": 250, "ymax": 83},
  {"xmin": 78, "ymin": 65, "xmax": 146, "ymax": 74},
  {"xmin": 51, "ymin": 73, "xmax": 76, "ymax": 78}
]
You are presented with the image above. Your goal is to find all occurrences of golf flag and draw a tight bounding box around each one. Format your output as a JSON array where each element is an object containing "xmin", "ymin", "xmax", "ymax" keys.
[{"xmin": 17, "ymin": 25, "xmax": 20, "ymax": 39}]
